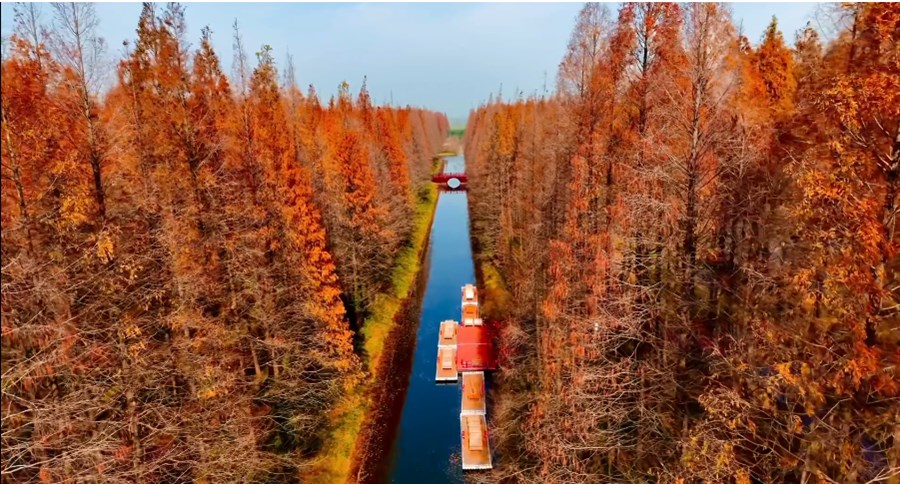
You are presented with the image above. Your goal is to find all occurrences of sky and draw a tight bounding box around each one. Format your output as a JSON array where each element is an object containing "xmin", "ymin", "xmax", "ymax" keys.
[{"xmin": 1, "ymin": 2, "xmax": 824, "ymax": 127}]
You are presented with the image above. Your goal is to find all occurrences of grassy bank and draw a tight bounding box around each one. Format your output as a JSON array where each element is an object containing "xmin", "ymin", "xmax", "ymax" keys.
[
  {"xmin": 359, "ymin": 182, "xmax": 437, "ymax": 373},
  {"xmin": 306, "ymin": 163, "xmax": 440, "ymax": 484},
  {"xmin": 476, "ymin": 261, "xmax": 511, "ymax": 322},
  {"xmin": 468, "ymin": 225, "xmax": 511, "ymax": 322}
]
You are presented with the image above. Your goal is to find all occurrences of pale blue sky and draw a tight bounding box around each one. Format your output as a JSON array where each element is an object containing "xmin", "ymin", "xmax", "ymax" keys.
[{"xmin": 1, "ymin": 2, "xmax": 824, "ymax": 126}]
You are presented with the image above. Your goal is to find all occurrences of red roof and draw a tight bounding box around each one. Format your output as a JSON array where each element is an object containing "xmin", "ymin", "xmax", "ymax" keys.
[
  {"xmin": 458, "ymin": 325, "xmax": 490, "ymax": 345},
  {"xmin": 457, "ymin": 326, "xmax": 496, "ymax": 370}
]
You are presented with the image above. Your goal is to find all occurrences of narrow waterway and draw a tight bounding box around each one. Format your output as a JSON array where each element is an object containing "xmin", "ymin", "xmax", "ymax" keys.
[{"xmin": 385, "ymin": 154, "xmax": 471, "ymax": 483}]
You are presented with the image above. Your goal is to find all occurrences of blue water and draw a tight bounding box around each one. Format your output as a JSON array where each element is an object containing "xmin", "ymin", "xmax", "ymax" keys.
[{"xmin": 386, "ymin": 155, "xmax": 470, "ymax": 483}]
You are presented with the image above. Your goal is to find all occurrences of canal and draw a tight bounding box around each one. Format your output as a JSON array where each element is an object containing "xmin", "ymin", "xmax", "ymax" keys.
[{"xmin": 385, "ymin": 154, "xmax": 471, "ymax": 483}]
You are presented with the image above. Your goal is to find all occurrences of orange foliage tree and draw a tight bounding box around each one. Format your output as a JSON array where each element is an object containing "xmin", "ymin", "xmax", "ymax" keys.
[
  {"xmin": 464, "ymin": 3, "xmax": 899, "ymax": 482},
  {"xmin": 1, "ymin": 3, "xmax": 448, "ymax": 481}
]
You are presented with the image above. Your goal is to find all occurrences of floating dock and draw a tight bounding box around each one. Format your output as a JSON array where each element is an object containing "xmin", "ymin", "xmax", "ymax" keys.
[
  {"xmin": 460, "ymin": 371, "xmax": 486, "ymax": 415},
  {"xmin": 460, "ymin": 414, "xmax": 492, "ymax": 470},
  {"xmin": 433, "ymin": 284, "xmax": 495, "ymax": 469},
  {"xmin": 457, "ymin": 325, "xmax": 497, "ymax": 371}
]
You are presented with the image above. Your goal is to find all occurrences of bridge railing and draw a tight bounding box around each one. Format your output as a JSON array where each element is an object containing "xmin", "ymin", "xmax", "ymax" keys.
[{"xmin": 432, "ymin": 172, "xmax": 468, "ymax": 182}]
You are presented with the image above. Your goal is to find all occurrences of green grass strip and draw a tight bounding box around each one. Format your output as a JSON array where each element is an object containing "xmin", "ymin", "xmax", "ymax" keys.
[{"xmin": 306, "ymin": 162, "xmax": 440, "ymax": 484}]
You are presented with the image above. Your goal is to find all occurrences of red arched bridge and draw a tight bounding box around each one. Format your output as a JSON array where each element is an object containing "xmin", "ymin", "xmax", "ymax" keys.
[{"xmin": 432, "ymin": 172, "xmax": 468, "ymax": 189}]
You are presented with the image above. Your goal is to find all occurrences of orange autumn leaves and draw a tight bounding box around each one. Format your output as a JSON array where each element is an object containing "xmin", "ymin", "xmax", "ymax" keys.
[
  {"xmin": 465, "ymin": 2, "xmax": 898, "ymax": 483},
  {"xmin": 2, "ymin": 3, "xmax": 447, "ymax": 481}
]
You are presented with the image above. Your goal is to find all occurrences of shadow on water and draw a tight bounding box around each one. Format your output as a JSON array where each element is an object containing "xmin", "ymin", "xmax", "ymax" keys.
[{"xmin": 350, "ymin": 236, "xmax": 434, "ymax": 483}]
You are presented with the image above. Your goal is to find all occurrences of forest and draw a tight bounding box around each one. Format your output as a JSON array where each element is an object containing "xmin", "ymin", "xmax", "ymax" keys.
[
  {"xmin": 465, "ymin": 2, "xmax": 898, "ymax": 483},
  {"xmin": 1, "ymin": 3, "xmax": 448, "ymax": 481}
]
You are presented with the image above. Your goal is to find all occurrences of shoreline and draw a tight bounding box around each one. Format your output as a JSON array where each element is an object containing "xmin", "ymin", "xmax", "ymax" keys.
[
  {"xmin": 347, "ymin": 218, "xmax": 434, "ymax": 483},
  {"xmin": 466, "ymin": 180, "xmax": 512, "ymax": 476},
  {"xmin": 305, "ymin": 155, "xmax": 444, "ymax": 484}
]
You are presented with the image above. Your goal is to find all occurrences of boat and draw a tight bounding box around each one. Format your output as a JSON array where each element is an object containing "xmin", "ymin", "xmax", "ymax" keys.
[
  {"xmin": 460, "ymin": 414, "xmax": 492, "ymax": 470},
  {"xmin": 438, "ymin": 320, "xmax": 458, "ymax": 347},
  {"xmin": 460, "ymin": 371, "xmax": 486, "ymax": 415},
  {"xmin": 461, "ymin": 284, "xmax": 482, "ymax": 325},
  {"xmin": 461, "ymin": 284, "xmax": 478, "ymax": 306},
  {"xmin": 435, "ymin": 346, "xmax": 458, "ymax": 382},
  {"xmin": 462, "ymin": 305, "xmax": 479, "ymax": 326}
]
